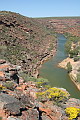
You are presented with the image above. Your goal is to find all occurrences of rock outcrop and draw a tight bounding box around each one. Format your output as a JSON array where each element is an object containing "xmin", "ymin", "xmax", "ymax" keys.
[
  {"xmin": 0, "ymin": 11, "xmax": 57, "ymax": 76},
  {"xmin": 0, "ymin": 93, "xmax": 21, "ymax": 115},
  {"xmin": 0, "ymin": 60, "xmax": 79, "ymax": 120},
  {"xmin": 0, "ymin": 11, "xmax": 80, "ymax": 120},
  {"xmin": 36, "ymin": 17, "xmax": 80, "ymax": 37},
  {"xmin": 58, "ymin": 57, "xmax": 80, "ymax": 90},
  {"xmin": 0, "ymin": 59, "xmax": 20, "ymax": 83}
]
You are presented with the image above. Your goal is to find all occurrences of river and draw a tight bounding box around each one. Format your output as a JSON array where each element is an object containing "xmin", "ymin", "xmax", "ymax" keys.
[{"xmin": 39, "ymin": 34, "xmax": 80, "ymax": 99}]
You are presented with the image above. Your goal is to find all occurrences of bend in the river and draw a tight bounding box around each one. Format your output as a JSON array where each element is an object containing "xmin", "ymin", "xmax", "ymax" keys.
[{"xmin": 39, "ymin": 34, "xmax": 80, "ymax": 99}]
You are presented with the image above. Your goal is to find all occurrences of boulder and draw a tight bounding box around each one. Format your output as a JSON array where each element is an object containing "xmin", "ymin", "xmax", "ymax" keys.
[
  {"xmin": 0, "ymin": 109, "xmax": 8, "ymax": 120},
  {"xmin": 25, "ymin": 109, "xmax": 39, "ymax": 120},
  {"xmin": 20, "ymin": 94, "xmax": 34, "ymax": 108},
  {"xmin": 0, "ymin": 93, "xmax": 21, "ymax": 115}
]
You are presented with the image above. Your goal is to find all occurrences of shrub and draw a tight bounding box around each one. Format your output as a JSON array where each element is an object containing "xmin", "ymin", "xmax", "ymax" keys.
[
  {"xmin": 36, "ymin": 81, "xmax": 50, "ymax": 88},
  {"xmin": 0, "ymin": 85, "xmax": 6, "ymax": 91},
  {"xmin": 36, "ymin": 82, "xmax": 43, "ymax": 88},
  {"xmin": 35, "ymin": 78, "xmax": 49, "ymax": 88},
  {"xmin": 19, "ymin": 73, "xmax": 37, "ymax": 83},
  {"xmin": 69, "ymin": 49, "xmax": 78, "ymax": 58},
  {"xmin": 65, "ymin": 107, "xmax": 80, "ymax": 120},
  {"xmin": 74, "ymin": 56, "xmax": 80, "ymax": 62},
  {"xmin": 0, "ymin": 117, "xmax": 2, "ymax": 120},
  {"xmin": 65, "ymin": 40, "xmax": 72, "ymax": 53},
  {"xmin": 66, "ymin": 62, "xmax": 72, "ymax": 73},
  {"xmin": 37, "ymin": 78, "xmax": 48, "ymax": 83},
  {"xmin": 4, "ymin": 81, "xmax": 15, "ymax": 90},
  {"xmin": 36, "ymin": 87, "xmax": 70, "ymax": 102}
]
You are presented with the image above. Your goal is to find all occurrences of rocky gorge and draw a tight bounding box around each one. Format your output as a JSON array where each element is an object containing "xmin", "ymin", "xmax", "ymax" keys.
[
  {"xmin": 0, "ymin": 11, "xmax": 80, "ymax": 120},
  {"xmin": 0, "ymin": 59, "xmax": 80, "ymax": 120}
]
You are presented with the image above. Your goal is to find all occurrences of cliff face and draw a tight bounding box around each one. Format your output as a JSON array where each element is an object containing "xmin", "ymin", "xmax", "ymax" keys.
[
  {"xmin": 0, "ymin": 12, "xmax": 80, "ymax": 76},
  {"xmin": 0, "ymin": 11, "xmax": 80, "ymax": 120},
  {"xmin": 0, "ymin": 11, "xmax": 56, "ymax": 76},
  {"xmin": 35, "ymin": 17, "xmax": 80, "ymax": 37},
  {"xmin": 0, "ymin": 59, "xmax": 80, "ymax": 120}
]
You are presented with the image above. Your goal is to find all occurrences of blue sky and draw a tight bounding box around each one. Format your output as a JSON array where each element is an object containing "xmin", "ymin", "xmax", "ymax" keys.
[{"xmin": 0, "ymin": 0, "xmax": 80, "ymax": 17}]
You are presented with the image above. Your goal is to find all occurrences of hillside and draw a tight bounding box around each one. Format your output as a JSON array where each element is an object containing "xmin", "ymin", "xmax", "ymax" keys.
[
  {"xmin": 0, "ymin": 11, "xmax": 80, "ymax": 120},
  {"xmin": 35, "ymin": 17, "xmax": 80, "ymax": 37},
  {"xmin": 0, "ymin": 11, "xmax": 56, "ymax": 76}
]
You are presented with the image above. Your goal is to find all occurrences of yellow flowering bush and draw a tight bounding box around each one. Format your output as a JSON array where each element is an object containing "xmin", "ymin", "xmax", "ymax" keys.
[
  {"xmin": 36, "ymin": 81, "xmax": 51, "ymax": 88},
  {"xmin": 36, "ymin": 82, "xmax": 43, "ymax": 88},
  {"xmin": 0, "ymin": 85, "xmax": 6, "ymax": 91},
  {"xmin": 36, "ymin": 87, "xmax": 70, "ymax": 101},
  {"xmin": 65, "ymin": 107, "xmax": 80, "ymax": 120}
]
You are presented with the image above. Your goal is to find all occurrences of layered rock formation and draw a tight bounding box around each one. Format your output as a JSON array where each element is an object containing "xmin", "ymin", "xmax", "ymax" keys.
[
  {"xmin": 0, "ymin": 59, "xmax": 80, "ymax": 120},
  {"xmin": 0, "ymin": 11, "xmax": 56, "ymax": 77},
  {"xmin": 0, "ymin": 11, "xmax": 80, "ymax": 120},
  {"xmin": 36, "ymin": 17, "xmax": 80, "ymax": 37}
]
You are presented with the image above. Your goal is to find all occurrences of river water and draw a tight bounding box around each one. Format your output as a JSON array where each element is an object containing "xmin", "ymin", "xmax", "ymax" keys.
[{"xmin": 39, "ymin": 34, "xmax": 80, "ymax": 99}]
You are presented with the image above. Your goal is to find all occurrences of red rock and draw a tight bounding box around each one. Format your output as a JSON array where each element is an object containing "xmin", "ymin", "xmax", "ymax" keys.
[
  {"xmin": 0, "ymin": 71, "xmax": 6, "ymax": 81},
  {"xmin": 16, "ymin": 86, "xmax": 23, "ymax": 91},
  {"xmin": 0, "ymin": 64, "xmax": 9, "ymax": 70},
  {"xmin": 21, "ymin": 84, "xmax": 27, "ymax": 90},
  {"xmin": 0, "ymin": 71, "xmax": 5, "ymax": 77},
  {"xmin": 0, "ymin": 109, "xmax": 8, "ymax": 120},
  {"xmin": 39, "ymin": 107, "xmax": 52, "ymax": 115}
]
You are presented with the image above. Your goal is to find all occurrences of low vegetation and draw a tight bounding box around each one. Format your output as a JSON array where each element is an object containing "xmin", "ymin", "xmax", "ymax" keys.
[
  {"xmin": 65, "ymin": 34, "xmax": 80, "ymax": 61},
  {"xmin": 0, "ymin": 11, "xmax": 56, "ymax": 76},
  {"xmin": 66, "ymin": 62, "xmax": 72, "ymax": 73},
  {"xmin": 36, "ymin": 87, "xmax": 70, "ymax": 102},
  {"xmin": 65, "ymin": 33, "xmax": 80, "ymax": 84},
  {"xmin": 65, "ymin": 107, "xmax": 80, "ymax": 120},
  {"xmin": 3, "ymin": 81, "xmax": 16, "ymax": 90},
  {"xmin": 0, "ymin": 85, "xmax": 5, "ymax": 91}
]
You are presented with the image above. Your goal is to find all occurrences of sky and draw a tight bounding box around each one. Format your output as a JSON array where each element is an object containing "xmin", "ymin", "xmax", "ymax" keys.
[{"xmin": 0, "ymin": 0, "xmax": 80, "ymax": 18}]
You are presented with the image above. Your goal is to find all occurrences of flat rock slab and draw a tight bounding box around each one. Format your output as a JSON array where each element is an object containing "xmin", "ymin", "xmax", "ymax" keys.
[{"xmin": 0, "ymin": 93, "xmax": 21, "ymax": 115}]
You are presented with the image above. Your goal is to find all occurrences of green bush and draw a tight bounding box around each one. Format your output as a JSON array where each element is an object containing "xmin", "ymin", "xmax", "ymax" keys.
[
  {"xmin": 74, "ymin": 56, "xmax": 80, "ymax": 62},
  {"xmin": 69, "ymin": 49, "xmax": 78, "ymax": 58},
  {"xmin": 65, "ymin": 41, "xmax": 72, "ymax": 53},
  {"xmin": 66, "ymin": 62, "xmax": 72, "ymax": 73},
  {"xmin": 0, "ymin": 117, "xmax": 2, "ymax": 120},
  {"xmin": 4, "ymin": 81, "xmax": 15, "ymax": 90}
]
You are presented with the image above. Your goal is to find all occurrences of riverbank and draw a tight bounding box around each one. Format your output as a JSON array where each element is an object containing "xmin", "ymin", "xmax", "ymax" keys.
[
  {"xmin": 39, "ymin": 34, "xmax": 80, "ymax": 99},
  {"xmin": 58, "ymin": 57, "xmax": 80, "ymax": 91},
  {"xmin": 32, "ymin": 48, "xmax": 57, "ymax": 78}
]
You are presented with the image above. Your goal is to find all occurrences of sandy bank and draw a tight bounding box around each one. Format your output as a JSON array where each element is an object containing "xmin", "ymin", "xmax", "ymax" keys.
[{"xmin": 58, "ymin": 57, "xmax": 80, "ymax": 91}]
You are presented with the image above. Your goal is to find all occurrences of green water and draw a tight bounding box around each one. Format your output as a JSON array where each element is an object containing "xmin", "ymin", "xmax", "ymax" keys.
[{"xmin": 39, "ymin": 34, "xmax": 80, "ymax": 99}]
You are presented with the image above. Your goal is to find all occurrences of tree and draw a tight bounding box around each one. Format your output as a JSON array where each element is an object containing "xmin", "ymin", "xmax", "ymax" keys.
[{"xmin": 66, "ymin": 62, "xmax": 72, "ymax": 73}]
